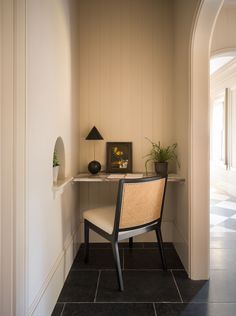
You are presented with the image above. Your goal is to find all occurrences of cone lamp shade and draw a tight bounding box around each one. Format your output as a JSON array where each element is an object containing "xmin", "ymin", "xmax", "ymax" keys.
[
  {"xmin": 85, "ymin": 126, "xmax": 103, "ymax": 174},
  {"xmin": 86, "ymin": 126, "xmax": 103, "ymax": 140}
]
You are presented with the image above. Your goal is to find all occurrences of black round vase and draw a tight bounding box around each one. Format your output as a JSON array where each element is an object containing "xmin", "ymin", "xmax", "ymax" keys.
[
  {"xmin": 154, "ymin": 162, "xmax": 168, "ymax": 177},
  {"xmin": 88, "ymin": 160, "xmax": 101, "ymax": 174}
]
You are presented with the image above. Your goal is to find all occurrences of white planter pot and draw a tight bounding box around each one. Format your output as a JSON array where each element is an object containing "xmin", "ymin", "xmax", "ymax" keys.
[{"xmin": 53, "ymin": 166, "xmax": 59, "ymax": 183}]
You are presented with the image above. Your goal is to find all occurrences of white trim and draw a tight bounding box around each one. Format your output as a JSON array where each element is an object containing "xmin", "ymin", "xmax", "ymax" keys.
[
  {"xmin": 28, "ymin": 228, "xmax": 80, "ymax": 316},
  {"xmin": 189, "ymin": 0, "xmax": 224, "ymax": 279},
  {"xmin": 1, "ymin": 1, "xmax": 15, "ymax": 315},
  {"xmin": 14, "ymin": 0, "xmax": 27, "ymax": 314},
  {"xmin": 28, "ymin": 252, "xmax": 64, "ymax": 316},
  {"xmin": 0, "ymin": 0, "xmax": 27, "ymax": 315}
]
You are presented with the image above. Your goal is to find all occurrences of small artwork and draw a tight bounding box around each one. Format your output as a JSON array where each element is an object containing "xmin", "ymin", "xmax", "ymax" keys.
[{"xmin": 106, "ymin": 142, "xmax": 132, "ymax": 173}]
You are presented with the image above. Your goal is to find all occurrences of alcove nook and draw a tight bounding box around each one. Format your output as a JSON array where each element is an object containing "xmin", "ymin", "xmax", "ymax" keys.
[
  {"xmin": 53, "ymin": 136, "xmax": 65, "ymax": 181},
  {"xmin": 52, "ymin": 136, "xmax": 72, "ymax": 194}
]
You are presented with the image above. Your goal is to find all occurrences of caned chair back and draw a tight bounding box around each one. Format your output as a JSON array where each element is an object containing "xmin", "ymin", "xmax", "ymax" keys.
[{"xmin": 117, "ymin": 177, "xmax": 166, "ymax": 230}]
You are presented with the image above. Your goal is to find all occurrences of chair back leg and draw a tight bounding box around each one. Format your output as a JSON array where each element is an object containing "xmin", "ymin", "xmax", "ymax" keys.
[
  {"xmin": 111, "ymin": 241, "xmax": 124, "ymax": 291},
  {"xmin": 84, "ymin": 220, "xmax": 90, "ymax": 263},
  {"xmin": 156, "ymin": 227, "xmax": 167, "ymax": 270}
]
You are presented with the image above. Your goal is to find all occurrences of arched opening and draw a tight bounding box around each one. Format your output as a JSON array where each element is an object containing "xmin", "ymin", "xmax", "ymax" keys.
[
  {"xmin": 53, "ymin": 136, "xmax": 66, "ymax": 183},
  {"xmin": 190, "ymin": 0, "xmax": 224, "ymax": 279},
  {"xmin": 209, "ymin": 48, "xmax": 236, "ymax": 273}
]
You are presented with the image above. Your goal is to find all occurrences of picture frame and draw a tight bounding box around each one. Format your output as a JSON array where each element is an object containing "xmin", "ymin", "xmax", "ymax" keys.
[{"xmin": 106, "ymin": 142, "xmax": 133, "ymax": 173}]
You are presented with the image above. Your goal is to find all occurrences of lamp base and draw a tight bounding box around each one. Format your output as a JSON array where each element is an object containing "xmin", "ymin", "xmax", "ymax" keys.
[{"xmin": 88, "ymin": 160, "xmax": 101, "ymax": 174}]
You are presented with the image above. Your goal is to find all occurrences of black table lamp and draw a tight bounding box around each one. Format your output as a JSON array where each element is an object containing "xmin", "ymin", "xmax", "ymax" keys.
[{"xmin": 86, "ymin": 126, "xmax": 103, "ymax": 174}]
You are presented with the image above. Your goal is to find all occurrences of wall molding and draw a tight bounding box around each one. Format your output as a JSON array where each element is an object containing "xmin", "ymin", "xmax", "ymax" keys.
[
  {"xmin": 14, "ymin": 0, "xmax": 27, "ymax": 314},
  {"xmin": 0, "ymin": 0, "xmax": 27, "ymax": 315},
  {"xmin": 173, "ymin": 223, "xmax": 188, "ymax": 272},
  {"xmin": 189, "ymin": 0, "xmax": 224, "ymax": 279},
  {"xmin": 28, "ymin": 228, "xmax": 80, "ymax": 316}
]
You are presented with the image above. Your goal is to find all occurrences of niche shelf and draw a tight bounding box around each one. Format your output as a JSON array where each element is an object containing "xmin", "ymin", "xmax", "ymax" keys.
[{"xmin": 52, "ymin": 176, "xmax": 73, "ymax": 195}]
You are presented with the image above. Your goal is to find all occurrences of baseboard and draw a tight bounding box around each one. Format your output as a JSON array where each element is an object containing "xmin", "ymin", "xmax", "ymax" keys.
[
  {"xmin": 28, "ymin": 228, "xmax": 80, "ymax": 316},
  {"xmin": 79, "ymin": 220, "xmax": 174, "ymax": 243},
  {"xmin": 173, "ymin": 223, "xmax": 189, "ymax": 273}
]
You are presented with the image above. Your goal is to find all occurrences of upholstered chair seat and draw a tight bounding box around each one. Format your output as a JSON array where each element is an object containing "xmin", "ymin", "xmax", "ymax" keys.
[
  {"xmin": 83, "ymin": 206, "xmax": 115, "ymax": 235},
  {"xmin": 83, "ymin": 176, "xmax": 168, "ymax": 291}
]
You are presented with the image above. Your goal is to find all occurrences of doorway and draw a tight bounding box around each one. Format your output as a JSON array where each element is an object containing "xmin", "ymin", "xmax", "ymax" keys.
[{"xmin": 210, "ymin": 53, "xmax": 236, "ymax": 270}]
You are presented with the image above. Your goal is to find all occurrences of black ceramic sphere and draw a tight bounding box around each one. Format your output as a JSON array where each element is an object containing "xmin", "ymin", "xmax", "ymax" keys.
[{"xmin": 88, "ymin": 160, "xmax": 101, "ymax": 174}]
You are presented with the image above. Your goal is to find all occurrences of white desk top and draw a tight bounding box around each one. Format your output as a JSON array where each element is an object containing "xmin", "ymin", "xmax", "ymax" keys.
[{"xmin": 73, "ymin": 172, "xmax": 185, "ymax": 183}]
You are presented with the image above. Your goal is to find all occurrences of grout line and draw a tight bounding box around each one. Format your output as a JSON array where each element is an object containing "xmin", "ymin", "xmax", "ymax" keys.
[
  {"xmin": 171, "ymin": 270, "xmax": 183, "ymax": 303},
  {"xmin": 153, "ymin": 302, "xmax": 157, "ymax": 316},
  {"xmin": 60, "ymin": 303, "xmax": 66, "ymax": 316},
  {"xmin": 57, "ymin": 301, "xmax": 186, "ymax": 304},
  {"xmin": 70, "ymin": 268, "xmax": 185, "ymax": 272},
  {"xmin": 58, "ymin": 301, "xmax": 213, "ymax": 305},
  {"xmin": 94, "ymin": 270, "xmax": 101, "ymax": 302}
]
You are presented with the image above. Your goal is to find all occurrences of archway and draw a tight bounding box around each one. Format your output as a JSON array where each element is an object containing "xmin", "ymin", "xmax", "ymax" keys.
[{"xmin": 190, "ymin": 0, "xmax": 224, "ymax": 279}]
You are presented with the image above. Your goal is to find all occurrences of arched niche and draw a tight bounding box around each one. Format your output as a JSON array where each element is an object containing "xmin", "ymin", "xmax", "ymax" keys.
[{"xmin": 53, "ymin": 136, "xmax": 65, "ymax": 181}]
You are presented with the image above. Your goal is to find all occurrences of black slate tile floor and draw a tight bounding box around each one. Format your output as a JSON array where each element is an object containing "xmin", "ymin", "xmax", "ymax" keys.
[{"xmin": 52, "ymin": 238, "xmax": 236, "ymax": 316}]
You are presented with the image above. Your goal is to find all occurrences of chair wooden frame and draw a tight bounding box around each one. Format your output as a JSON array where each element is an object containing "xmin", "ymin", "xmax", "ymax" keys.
[{"xmin": 84, "ymin": 176, "xmax": 168, "ymax": 291}]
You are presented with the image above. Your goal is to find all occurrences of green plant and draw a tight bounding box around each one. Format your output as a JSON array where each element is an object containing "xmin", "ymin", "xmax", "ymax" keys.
[
  {"xmin": 145, "ymin": 138, "xmax": 180, "ymax": 171},
  {"xmin": 53, "ymin": 151, "xmax": 60, "ymax": 167}
]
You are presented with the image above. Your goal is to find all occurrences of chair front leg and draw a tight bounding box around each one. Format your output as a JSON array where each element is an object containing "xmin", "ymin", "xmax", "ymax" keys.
[
  {"xmin": 111, "ymin": 241, "xmax": 124, "ymax": 291},
  {"xmin": 156, "ymin": 227, "xmax": 167, "ymax": 270},
  {"xmin": 84, "ymin": 220, "xmax": 89, "ymax": 263}
]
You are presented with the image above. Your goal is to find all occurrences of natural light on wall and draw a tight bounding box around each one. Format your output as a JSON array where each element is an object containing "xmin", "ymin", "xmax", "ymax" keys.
[
  {"xmin": 210, "ymin": 56, "xmax": 234, "ymax": 75},
  {"xmin": 211, "ymin": 98, "xmax": 225, "ymax": 163}
]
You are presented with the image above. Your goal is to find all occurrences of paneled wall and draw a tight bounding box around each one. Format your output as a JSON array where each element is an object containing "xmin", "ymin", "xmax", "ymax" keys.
[
  {"xmin": 78, "ymin": 0, "xmax": 174, "ymax": 173},
  {"xmin": 76, "ymin": 0, "xmax": 178, "ymax": 243}
]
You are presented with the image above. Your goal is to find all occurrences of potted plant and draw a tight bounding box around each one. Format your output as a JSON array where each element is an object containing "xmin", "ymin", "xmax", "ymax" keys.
[
  {"xmin": 53, "ymin": 151, "xmax": 60, "ymax": 183},
  {"xmin": 145, "ymin": 138, "xmax": 179, "ymax": 177}
]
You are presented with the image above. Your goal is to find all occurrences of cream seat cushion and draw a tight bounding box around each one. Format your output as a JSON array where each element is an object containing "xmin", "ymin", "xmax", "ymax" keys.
[{"xmin": 83, "ymin": 205, "xmax": 116, "ymax": 235}]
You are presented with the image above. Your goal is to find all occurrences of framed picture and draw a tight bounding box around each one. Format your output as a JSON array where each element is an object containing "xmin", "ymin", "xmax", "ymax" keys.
[{"xmin": 106, "ymin": 142, "xmax": 132, "ymax": 173}]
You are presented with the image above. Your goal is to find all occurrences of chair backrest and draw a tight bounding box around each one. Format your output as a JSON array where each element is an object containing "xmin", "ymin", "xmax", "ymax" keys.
[{"xmin": 115, "ymin": 176, "xmax": 167, "ymax": 232}]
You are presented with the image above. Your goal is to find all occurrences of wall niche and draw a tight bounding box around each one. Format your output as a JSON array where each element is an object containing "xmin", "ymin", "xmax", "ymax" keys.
[{"xmin": 53, "ymin": 136, "xmax": 65, "ymax": 184}]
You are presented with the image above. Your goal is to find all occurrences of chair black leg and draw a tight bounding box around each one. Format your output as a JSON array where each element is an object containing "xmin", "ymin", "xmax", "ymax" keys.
[
  {"xmin": 156, "ymin": 228, "xmax": 167, "ymax": 270},
  {"xmin": 111, "ymin": 241, "xmax": 124, "ymax": 291},
  {"xmin": 84, "ymin": 220, "xmax": 89, "ymax": 263},
  {"xmin": 129, "ymin": 237, "xmax": 133, "ymax": 248}
]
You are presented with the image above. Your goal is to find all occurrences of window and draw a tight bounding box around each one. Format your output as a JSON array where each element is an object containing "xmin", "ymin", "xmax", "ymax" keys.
[
  {"xmin": 211, "ymin": 97, "xmax": 225, "ymax": 164},
  {"xmin": 230, "ymin": 88, "xmax": 236, "ymax": 169},
  {"xmin": 211, "ymin": 88, "xmax": 236, "ymax": 170}
]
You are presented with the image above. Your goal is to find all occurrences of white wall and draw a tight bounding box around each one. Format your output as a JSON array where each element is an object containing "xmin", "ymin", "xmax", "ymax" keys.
[
  {"xmin": 211, "ymin": 5, "xmax": 236, "ymax": 54},
  {"xmin": 27, "ymin": 0, "xmax": 80, "ymax": 314}
]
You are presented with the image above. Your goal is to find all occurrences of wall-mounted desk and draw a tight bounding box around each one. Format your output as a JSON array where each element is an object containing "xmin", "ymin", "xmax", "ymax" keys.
[{"xmin": 73, "ymin": 172, "xmax": 185, "ymax": 183}]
